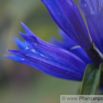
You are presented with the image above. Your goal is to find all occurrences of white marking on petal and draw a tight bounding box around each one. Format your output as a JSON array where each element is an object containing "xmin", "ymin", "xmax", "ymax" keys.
[
  {"xmin": 25, "ymin": 47, "xmax": 29, "ymax": 49},
  {"xmin": 31, "ymin": 49, "xmax": 36, "ymax": 53},
  {"xmin": 84, "ymin": 4, "xmax": 86, "ymax": 7},
  {"xmin": 34, "ymin": 43, "xmax": 37, "ymax": 45},
  {"xmin": 70, "ymin": 46, "xmax": 81, "ymax": 51},
  {"xmin": 40, "ymin": 54, "xmax": 45, "ymax": 57},
  {"xmin": 39, "ymin": 54, "xmax": 49, "ymax": 60}
]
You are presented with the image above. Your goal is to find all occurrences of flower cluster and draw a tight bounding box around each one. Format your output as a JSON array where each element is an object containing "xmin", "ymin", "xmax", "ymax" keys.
[{"xmin": 6, "ymin": 0, "xmax": 103, "ymax": 81}]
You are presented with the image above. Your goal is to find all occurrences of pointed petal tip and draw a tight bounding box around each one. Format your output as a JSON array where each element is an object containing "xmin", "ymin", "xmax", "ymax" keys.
[
  {"xmin": 19, "ymin": 31, "xmax": 26, "ymax": 36},
  {"xmin": 4, "ymin": 54, "xmax": 12, "ymax": 58},
  {"xmin": 4, "ymin": 55, "xmax": 10, "ymax": 59},
  {"xmin": 20, "ymin": 22, "xmax": 34, "ymax": 35},
  {"xmin": 13, "ymin": 37, "xmax": 19, "ymax": 41},
  {"xmin": 21, "ymin": 22, "xmax": 27, "ymax": 30},
  {"xmin": 4, "ymin": 54, "xmax": 8, "ymax": 57},
  {"xmin": 21, "ymin": 22, "xmax": 28, "ymax": 29},
  {"xmin": 21, "ymin": 22, "xmax": 25, "ymax": 26},
  {"xmin": 13, "ymin": 37, "xmax": 24, "ymax": 43},
  {"xmin": 7, "ymin": 49, "xmax": 12, "ymax": 53},
  {"xmin": 19, "ymin": 32, "xmax": 26, "ymax": 37},
  {"xmin": 7, "ymin": 49, "xmax": 18, "ymax": 54},
  {"xmin": 19, "ymin": 31, "xmax": 22, "ymax": 34},
  {"xmin": 4, "ymin": 55, "xmax": 17, "ymax": 61},
  {"xmin": 7, "ymin": 49, "xmax": 10, "ymax": 52},
  {"xmin": 13, "ymin": 37, "xmax": 21, "ymax": 43}
]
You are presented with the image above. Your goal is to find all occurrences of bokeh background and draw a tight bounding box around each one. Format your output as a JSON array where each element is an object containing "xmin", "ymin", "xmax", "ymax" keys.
[{"xmin": 0, "ymin": 0, "xmax": 88, "ymax": 103}]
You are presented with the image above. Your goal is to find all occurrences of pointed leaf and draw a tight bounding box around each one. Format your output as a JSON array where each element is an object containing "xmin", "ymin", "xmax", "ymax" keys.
[{"xmin": 80, "ymin": 64, "xmax": 103, "ymax": 95}]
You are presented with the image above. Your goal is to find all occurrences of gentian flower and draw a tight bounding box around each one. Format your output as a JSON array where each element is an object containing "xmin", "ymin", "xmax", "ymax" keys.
[
  {"xmin": 5, "ymin": 0, "xmax": 103, "ymax": 81},
  {"xmin": 6, "ymin": 23, "xmax": 87, "ymax": 81}
]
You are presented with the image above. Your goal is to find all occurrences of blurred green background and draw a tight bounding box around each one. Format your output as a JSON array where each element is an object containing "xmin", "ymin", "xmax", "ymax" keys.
[{"xmin": 0, "ymin": 0, "xmax": 81, "ymax": 103}]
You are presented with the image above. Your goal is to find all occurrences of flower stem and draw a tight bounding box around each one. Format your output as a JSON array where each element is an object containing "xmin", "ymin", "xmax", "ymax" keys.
[{"xmin": 86, "ymin": 46, "xmax": 103, "ymax": 68}]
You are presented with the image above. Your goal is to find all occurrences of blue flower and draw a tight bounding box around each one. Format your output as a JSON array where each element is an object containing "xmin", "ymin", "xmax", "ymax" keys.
[
  {"xmin": 6, "ymin": 23, "xmax": 87, "ymax": 81},
  {"xmin": 5, "ymin": 0, "xmax": 103, "ymax": 81}
]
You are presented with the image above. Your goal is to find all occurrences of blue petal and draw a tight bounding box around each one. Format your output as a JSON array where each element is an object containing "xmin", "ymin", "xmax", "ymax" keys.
[
  {"xmin": 70, "ymin": 47, "xmax": 92, "ymax": 64},
  {"xmin": 51, "ymin": 30, "xmax": 92, "ymax": 64},
  {"xmin": 13, "ymin": 38, "xmax": 26, "ymax": 50},
  {"xmin": 5, "ymin": 52, "xmax": 83, "ymax": 81},
  {"xmin": 41, "ymin": 0, "xmax": 91, "ymax": 50},
  {"xmin": 50, "ymin": 38, "xmax": 69, "ymax": 49},
  {"xmin": 51, "ymin": 30, "xmax": 78, "ymax": 49},
  {"xmin": 18, "ymin": 32, "xmax": 87, "ymax": 72},
  {"xmin": 5, "ymin": 55, "xmax": 80, "ymax": 80},
  {"xmin": 80, "ymin": 0, "xmax": 103, "ymax": 53},
  {"xmin": 7, "ymin": 50, "xmax": 82, "ymax": 74},
  {"xmin": 21, "ymin": 22, "xmax": 34, "ymax": 35},
  {"xmin": 52, "ymin": 39, "xmax": 92, "ymax": 64},
  {"xmin": 6, "ymin": 23, "xmax": 90, "ymax": 81}
]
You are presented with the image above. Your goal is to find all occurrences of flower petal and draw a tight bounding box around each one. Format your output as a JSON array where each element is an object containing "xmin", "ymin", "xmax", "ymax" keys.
[
  {"xmin": 51, "ymin": 30, "xmax": 77, "ymax": 49},
  {"xmin": 5, "ymin": 50, "xmax": 83, "ymax": 81},
  {"xmin": 13, "ymin": 38, "xmax": 26, "ymax": 50},
  {"xmin": 19, "ymin": 32, "xmax": 87, "ymax": 72},
  {"xmin": 80, "ymin": 0, "xmax": 103, "ymax": 53},
  {"xmin": 21, "ymin": 22, "xmax": 34, "ymax": 35},
  {"xmin": 6, "ymin": 23, "xmax": 89, "ymax": 81},
  {"xmin": 70, "ymin": 48, "xmax": 92, "ymax": 64},
  {"xmin": 5, "ymin": 55, "xmax": 79, "ymax": 80},
  {"xmin": 41, "ymin": 0, "xmax": 91, "ymax": 50},
  {"xmin": 51, "ymin": 30, "xmax": 92, "ymax": 64}
]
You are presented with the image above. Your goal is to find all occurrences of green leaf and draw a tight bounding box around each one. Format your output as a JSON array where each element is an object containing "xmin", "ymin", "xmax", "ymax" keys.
[{"xmin": 80, "ymin": 64, "xmax": 103, "ymax": 95}]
